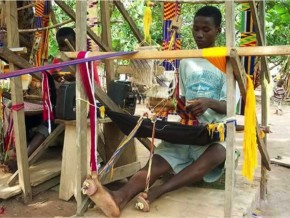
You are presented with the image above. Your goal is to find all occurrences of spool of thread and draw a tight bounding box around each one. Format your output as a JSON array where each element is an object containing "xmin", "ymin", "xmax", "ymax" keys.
[{"xmin": 180, "ymin": 118, "xmax": 187, "ymax": 125}]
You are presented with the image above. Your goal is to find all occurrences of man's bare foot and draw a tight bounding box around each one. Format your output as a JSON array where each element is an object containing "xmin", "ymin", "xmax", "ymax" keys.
[
  {"xmin": 135, "ymin": 192, "xmax": 150, "ymax": 212},
  {"xmin": 82, "ymin": 176, "xmax": 120, "ymax": 217}
]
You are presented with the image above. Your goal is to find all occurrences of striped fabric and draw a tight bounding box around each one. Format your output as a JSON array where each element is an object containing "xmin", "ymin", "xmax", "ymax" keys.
[{"xmin": 162, "ymin": 2, "xmax": 181, "ymax": 70}]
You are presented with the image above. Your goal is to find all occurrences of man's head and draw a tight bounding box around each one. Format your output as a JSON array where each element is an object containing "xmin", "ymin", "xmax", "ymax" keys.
[
  {"xmin": 192, "ymin": 6, "xmax": 222, "ymax": 49},
  {"xmin": 277, "ymin": 79, "xmax": 285, "ymax": 87},
  {"xmin": 56, "ymin": 27, "xmax": 76, "ymax": 52}
]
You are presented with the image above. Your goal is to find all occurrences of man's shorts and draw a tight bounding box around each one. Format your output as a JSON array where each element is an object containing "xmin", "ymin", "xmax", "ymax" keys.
[{"xmin": 154, "ymin": 140, "xmax": 226, "ymax": 183}]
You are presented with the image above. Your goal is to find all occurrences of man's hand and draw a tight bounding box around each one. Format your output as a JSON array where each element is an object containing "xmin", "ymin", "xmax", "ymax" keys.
[
  {"xmin": 185, "ymin": 98, "xmax": 227, "ymax": 116},
  {"xmin": 185, "ymin": 98, "xmax": 210, "ymax": 117}
]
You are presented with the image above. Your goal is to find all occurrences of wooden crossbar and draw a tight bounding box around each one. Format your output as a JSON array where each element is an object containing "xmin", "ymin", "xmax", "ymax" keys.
[{"xmin": 65, "ymin": 45, "xmax": 290, "ymax": 59}]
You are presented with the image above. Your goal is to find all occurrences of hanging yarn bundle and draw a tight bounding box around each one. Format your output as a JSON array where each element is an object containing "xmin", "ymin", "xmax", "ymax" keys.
[
  {"xmin": 145, "ymin": 63, "xmax": 178, "ymax": 99},
  {"xmin": 242, "ymin": 75, "xmax": 258, "ymax": 181},
  {"xmin": 201, "ymin": 47, "xmax": 227, "ymax": 73},
  {"xmin": 130, "ymin": 45, "xmax": 159, "ymax": 87},
  {"xmin": 143, "ymin": 1, "xmax": 154, "ymax": 44}
]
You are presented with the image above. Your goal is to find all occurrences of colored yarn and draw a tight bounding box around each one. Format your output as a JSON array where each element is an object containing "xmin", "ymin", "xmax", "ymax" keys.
[
  {"xmin": 207, "ymin": 123, "xmax": 226, "ymax": 142},
  {"xmin": 242, "ymin": 75, "xmax": 258, "ymax": 181},
  {"xmin": 202, "ymin": 47, "xmax": 227, "ymax": 73},
  {"xmin": 143, "ymin": 1, "xmax": 153, "ymax": 44},
  {"xmin": 77, "ymin": 51, "xmax": 98, "ymax": 173}
]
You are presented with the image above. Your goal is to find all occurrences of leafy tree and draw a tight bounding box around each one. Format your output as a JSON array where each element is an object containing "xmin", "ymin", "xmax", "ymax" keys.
[{"xmin": 265, "ymin": 0, "xmax": 290, "ymax": 65}]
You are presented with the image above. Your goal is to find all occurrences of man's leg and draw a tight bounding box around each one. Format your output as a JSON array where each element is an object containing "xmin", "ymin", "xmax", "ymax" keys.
[
  {"xmin": 111, "ymin": 154, "xmax": 172, "ymax": 209},
  {"xmin": 87, "ymin": 154, "xmax": 171, "ymax": 216},
  {"xmin": 144, "ymin": 143, "xmax": 226, "ymax": 203}
]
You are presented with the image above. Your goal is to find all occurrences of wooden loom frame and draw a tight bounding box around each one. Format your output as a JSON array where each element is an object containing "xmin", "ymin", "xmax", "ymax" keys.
[{"xmin": 2, "ymin": 0, "xmax": 289, "ymax": 217}]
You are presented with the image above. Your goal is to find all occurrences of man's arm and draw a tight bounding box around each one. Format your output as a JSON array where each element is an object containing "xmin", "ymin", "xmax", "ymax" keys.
[{"xmin": 186, "ymin": 98, "xmax": 226, "ymax": 117}]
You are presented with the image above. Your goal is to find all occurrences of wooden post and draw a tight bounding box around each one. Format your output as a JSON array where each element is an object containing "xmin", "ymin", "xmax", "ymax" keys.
[
  {"xmin": 100, "ymin": 0, "xmax": 114, "ymax": 84},
  {"xmin": 224, "ymin": 1, "xmax": 236, "ymax": 217},
  {"xmin": 249, "ymin": 0, "xmax": 271, "ymax": 83},
  {"xmin": 258, "ymin": 0, "xmax": 268, "ymax": 202},
  {"xmin": 100, "ymin": 1, "xmax": 138, "ymax": 167},
  {"xmin": 75, "ymin": 0, "xmax": 88, "ymax": 213},
  {"xmin": 5, "ymin": 1, "xmax": 32, "ymax": 203}
]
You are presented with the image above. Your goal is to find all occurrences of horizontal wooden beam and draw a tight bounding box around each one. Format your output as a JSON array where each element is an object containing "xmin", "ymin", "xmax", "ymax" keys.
[
  {"xmin": 65, "ymin": 45, "xmax": 290, "ymax": 59},
  {"xmin": 0, "ymin": 47, "xmax": 41, "ymax": 80},
  {"xmin": 9, "ymin": 47, "xmax": 27, "ymax": 54},
  {"xmin": 154, "ymin": 0, "xmax": 250, "ymax": 3}
]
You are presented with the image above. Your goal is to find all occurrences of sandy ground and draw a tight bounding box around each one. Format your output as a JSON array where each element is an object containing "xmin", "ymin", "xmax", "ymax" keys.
[{"xmin": 0, "ymin": 97, "xmax": 290, "ymax": 218}]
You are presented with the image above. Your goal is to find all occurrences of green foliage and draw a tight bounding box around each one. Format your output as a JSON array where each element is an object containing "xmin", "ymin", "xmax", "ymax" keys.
[
  {"xmin": 265, "ymin": 0, "xmax": 290, "ymax": 64},
  {"xmin": 266, "ymin": 0, "xmax": 290, "ymax": 46},
  {"xmin": 49, "ymin": 1, "xmax": 289, "ymax": 54}
]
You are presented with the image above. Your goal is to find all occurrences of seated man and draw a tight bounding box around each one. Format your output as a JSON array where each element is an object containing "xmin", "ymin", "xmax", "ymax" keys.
[
  {"xmin": 4, "ymin": 27, "xmax": 76, "ymax": 172},
  {"xmin": 26, "ymin": 27, "xmax": 77, "ymax": 157},
  {"xmin": 50, "ymin": 27, "xmax": 76, "ymax": 83},
  {"xmin": 82, "ymin": 6, "xmax": 234, "ymax": 217}
]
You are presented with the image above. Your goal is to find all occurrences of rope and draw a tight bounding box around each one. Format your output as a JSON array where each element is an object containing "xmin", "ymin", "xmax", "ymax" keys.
[
  {"xmin": 144, "ymin": 116, "xmax": 156, "ymax": 193},
  {"xmin": 98, "ymin": 114, "xmax": 144, "ymax": 181}
]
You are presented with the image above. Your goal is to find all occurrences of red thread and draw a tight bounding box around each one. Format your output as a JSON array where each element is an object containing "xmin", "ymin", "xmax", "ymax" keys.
[
  {"xmin": 77, "ymin": 51, "xmax": 98, "ymax": 172},
  {"xmin": 11, "ymin": 103, "xmax": 24, "ymax": 111}
]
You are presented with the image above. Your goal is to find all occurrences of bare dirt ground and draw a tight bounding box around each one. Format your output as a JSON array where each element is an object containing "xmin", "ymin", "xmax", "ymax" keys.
[{"xmin": 0, "ymin": 97, "xmax": 290, "ymax": 218}]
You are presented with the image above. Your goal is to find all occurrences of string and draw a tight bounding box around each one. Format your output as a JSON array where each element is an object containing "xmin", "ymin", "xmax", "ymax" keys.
[
  {"xmin": 99, "ymin": 114, "xmax": 144, "ymax": 181},
  {"xmin": 11, "ymin": 103, "xmax": 24, "ymax": 111},
  {"xmin": 144, "ymin": 117, "xmax": 156, "ymax": 193}
]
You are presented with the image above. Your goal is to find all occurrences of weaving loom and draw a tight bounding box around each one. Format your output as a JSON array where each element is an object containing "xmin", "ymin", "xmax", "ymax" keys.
[{"xmin": 106, "ymin": 110, "xmax": 225, "ymax": 146}]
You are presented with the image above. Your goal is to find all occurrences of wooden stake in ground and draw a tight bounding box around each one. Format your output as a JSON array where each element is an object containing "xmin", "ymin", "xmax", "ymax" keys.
[{"xmin": 6, "ymin": 0, "xmax": 31, "ymax": 203}]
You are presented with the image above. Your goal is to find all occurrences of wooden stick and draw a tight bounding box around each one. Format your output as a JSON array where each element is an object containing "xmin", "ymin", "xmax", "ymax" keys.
[
  {"xmin": 18, "ymin": 20, "xmax": 73, "ymax": 33},
  {"xmin": 9, "ymin": 47, "xmax": 27, "ymax": 54},
  {"xmin": 65, "ymin": 45, "xmax": 290, "ymax": 59},
  {"xmin": 6, "ymin": 1, "xmax": 32, "ymax": 203},
  {"xmin": 7, "ymin": 124, "xmax": 65, "ymax": 186},
  {"xmin": 64, "ymin": 38, "xmax": 75, "ymax": 51},
  {"xmin": 154, "ymin": 0, "xmax": 249, "ymax": 3},
  {"xmin": 0, "ymin": 20, "xmax": 72, "ymax": 34},
  {"xmin": 17, "ymin": 3, "xmax": 34, "ymax": 11},
  {"xmin": 224, "ymin": 2, "xmax": 235, "ymax": 217},
  {"xmin": 249, "ymin": 1, "xmax": 271, "ymax": 83}
]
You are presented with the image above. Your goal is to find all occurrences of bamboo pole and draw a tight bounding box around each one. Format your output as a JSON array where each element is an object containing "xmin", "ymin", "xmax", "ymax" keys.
[
  {"xmin": 75, "ymin": 0, "xmax": 88, "ymax": 213},
  {"xmin": 6, "ymin": 0, "xmax": 32, "ymax": 203},
  {"xmin": 65, "ymin": 45, "xmax": 290, "ymax": 59},
  {"xmin": 258, "ymin": 0, "xmax": 269, "ymax": 202},
  {"xmin": 224, "ymin": 1, "xmax": 236, "ymax": 217}
]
